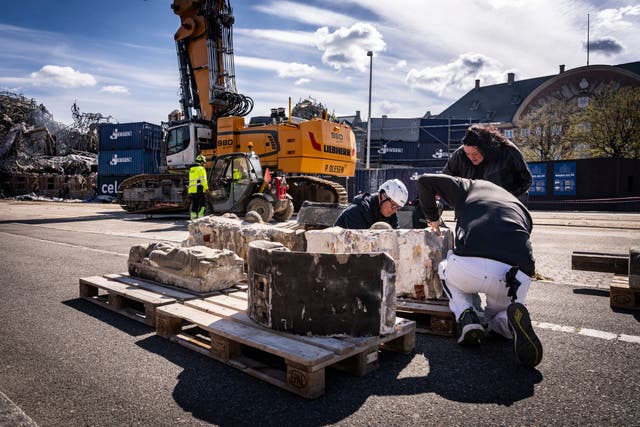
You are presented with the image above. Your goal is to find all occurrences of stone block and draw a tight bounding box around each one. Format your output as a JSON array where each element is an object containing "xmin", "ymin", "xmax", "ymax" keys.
[
  {"xmin": 128, "ymin": 242, "xmax": 245, "ymax": 293},
  {"xmin": 185, "ymin": 214, "xmax": 306, "ymax": 261},
  {"xmin": 305, "ymin": 227, "xmax": 453, "ymax": 299},
  {"xmin": 247, "ymin": 240, "xmax": 396, "ymax": 337}
]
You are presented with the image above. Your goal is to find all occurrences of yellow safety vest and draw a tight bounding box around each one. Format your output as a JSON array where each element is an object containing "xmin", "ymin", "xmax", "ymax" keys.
[{"xmin": 188, "ymin": 165, "xmax": 208, "ymax": 194}]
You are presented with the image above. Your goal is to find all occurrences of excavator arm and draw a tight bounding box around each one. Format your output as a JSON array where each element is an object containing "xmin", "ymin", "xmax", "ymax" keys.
[{"xmin": 171, "ymin": 0, "xmax": 252, "ymax": 121}]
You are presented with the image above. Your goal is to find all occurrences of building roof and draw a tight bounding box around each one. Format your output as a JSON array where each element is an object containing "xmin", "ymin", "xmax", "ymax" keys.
[{"xmin": 437, "ymin": 61, "xmax": 640, "ymax": 124}]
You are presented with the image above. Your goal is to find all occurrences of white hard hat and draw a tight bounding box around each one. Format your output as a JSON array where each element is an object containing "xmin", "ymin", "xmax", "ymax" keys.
[{"xmin": 379, "ymin": 179, "xmax": 408, "ymax": 207}]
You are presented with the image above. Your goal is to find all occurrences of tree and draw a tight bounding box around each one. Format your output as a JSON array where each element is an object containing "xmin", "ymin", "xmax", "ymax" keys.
[
  {"xmin": 513, "ymin": 97, "xmax": 579, "ymax": 161},
  {"xmin": 570, "ymin": 83, "xmax": 640, "ymax": 159}
]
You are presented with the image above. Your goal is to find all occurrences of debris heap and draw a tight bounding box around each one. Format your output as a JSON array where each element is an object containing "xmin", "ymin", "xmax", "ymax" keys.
[{"xmin": 0, "ymin": 91, "xmax": 112, "ymax": 198}]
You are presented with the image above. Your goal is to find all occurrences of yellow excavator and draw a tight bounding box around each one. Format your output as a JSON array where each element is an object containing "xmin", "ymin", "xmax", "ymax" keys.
[{"xmin": 118, "ymin": 0, "xmax": 356, "ymax": 216}]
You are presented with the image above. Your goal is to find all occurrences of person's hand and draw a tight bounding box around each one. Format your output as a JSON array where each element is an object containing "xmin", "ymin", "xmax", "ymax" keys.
[{"xmin": 427, "ymin": 219, "xmax": 442, "ymax": 236}]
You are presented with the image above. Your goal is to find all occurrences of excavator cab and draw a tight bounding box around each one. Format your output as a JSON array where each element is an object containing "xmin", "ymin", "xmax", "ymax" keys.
[{"xmin": 205, "ymin": 152, "xmax": 294, "ymax": 223}]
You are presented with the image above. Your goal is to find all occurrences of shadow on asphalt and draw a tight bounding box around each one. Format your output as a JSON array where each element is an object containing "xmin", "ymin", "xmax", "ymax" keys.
[
  {"xmin": 134, "ymin": 331, "xmax": 543, "ymax": 426},
  {"xmin": 0, "ymin": 212, "xmax": 127, "ymax": 226},
  {"xmin": 62, "ymin": 298, "xmax": 154, "ymax": 337}
]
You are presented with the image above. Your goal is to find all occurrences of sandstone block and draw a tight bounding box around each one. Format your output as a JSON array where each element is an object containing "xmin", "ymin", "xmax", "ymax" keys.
[
  {"xmin": 185, "ymin": 215, "xmax": 306, "ymax": 260},
  {"xmin": 128, "ymin": 242, "xmax": 245, "ymax": 293},
  {"xmin": 305, "ymin": 227, "xmax": 453, "ymax": 299}
]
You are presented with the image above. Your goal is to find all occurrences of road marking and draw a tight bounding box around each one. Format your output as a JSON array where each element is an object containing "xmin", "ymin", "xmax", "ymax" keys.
[
  {"xmin": 533, "ymin": 321, "xmax": 639, "ymax": 344},
  {"xmin": 0, "ymin": 231, "xmax": 128, "ymax": 257}
]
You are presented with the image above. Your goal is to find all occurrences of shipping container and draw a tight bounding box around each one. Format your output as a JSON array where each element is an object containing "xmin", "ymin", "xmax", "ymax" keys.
[
  {"xmin": 97, "ymin": 175, "xmax": 130, "ymax": 197},
  {"xmin": 528, "ymin": 158, "xmax": 640, "ymax": 211},
  {"xmin": 98, "ymin": 148, "xmax": 162, "ymax": 176},
  {"xmin": 98, "ymin": 122, "xmax": 162, "ymax": 151},
  {"xmin": 377, "ymin": 141, "xmax": 450, "ymax": 166}
]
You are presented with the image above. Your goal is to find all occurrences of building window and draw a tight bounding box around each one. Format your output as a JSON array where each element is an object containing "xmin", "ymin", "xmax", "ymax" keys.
[
  {"xmin": 470, "ymin": 100, "xmax": 480, "ymax": 110},
  {"xmin": 504, "ymin": 129, "xmax": 514, "ymax": 139}
]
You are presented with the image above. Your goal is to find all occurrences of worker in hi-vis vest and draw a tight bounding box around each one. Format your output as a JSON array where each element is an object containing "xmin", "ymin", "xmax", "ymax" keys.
[{"xmin": 188, "ymin": 155, "xmax": 209, "ymax": 220}]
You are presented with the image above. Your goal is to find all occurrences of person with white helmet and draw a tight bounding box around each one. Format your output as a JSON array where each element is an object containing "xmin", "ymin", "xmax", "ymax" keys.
[
  {"xmin": 334, "ymin": 178, "xmax": 408, "ymax": 229},
  {"xmin": 188, "ymin": 154, "xmax": 209, "ymax": 220}
]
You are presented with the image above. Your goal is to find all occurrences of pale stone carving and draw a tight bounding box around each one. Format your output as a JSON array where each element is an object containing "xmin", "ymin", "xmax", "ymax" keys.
[
  {"xmin": 185, "ymin": 215, "xmax": 306, "ymax": 260},
  {"xmin": 128, "ymin": 241, "xmax": 245, "ymax": 293},
  {"xmin": 305, "ymin": 227, "xmax": 453, "ymax": 299}
]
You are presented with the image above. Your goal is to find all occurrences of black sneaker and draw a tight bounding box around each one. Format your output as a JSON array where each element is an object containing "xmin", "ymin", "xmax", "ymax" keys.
[
  {"xmin": 456, "ymin": 308, "xmax": 485, "ymax": 345},
  {"xmin": 507, "ymin": 303, "xmax": 543, "ymax": 368}
]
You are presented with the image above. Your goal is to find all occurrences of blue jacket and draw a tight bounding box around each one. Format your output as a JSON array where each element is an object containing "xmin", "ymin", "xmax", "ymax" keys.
[{"xmin": 334, "ymin": 192, "xmax": 399, "ymax": 229}]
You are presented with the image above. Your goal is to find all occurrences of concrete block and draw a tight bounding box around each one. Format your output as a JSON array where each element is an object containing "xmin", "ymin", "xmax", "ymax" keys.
[
  {"xmin": 247, "ymin": 240, "xmax": 396, "ymax": 337},
  {"xmin": 128, "ymin": 242, "xmax": 245, "ymax": 293},
  {"xmin": 185, "ymin": 214, "xmax": 306, "ymax": 261},
  {"xmin": 305, "ymin": 227, "xmax": 453, "ymax": 299}
]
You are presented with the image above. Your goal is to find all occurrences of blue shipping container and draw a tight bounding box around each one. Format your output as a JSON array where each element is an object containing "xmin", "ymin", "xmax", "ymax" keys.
[
  {"xmin": 98, "ymin": 149, "xmax": 162, "ymax": 176},
  {"xmin": 99, "ymin": 122, "xmax": 162, "ymax": 151},
  {"xmin": 375, "ymin": 140, "xmax": 450, "ymax": 166},
  {"xmin": 97, "ymin": 175, "xmax": 132, "ymax": 196}
]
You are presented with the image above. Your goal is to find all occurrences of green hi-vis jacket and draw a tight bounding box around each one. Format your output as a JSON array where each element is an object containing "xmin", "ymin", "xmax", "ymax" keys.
[{"xmin": 188, "ymin": 165, "xmax": 208, "ymax": 194}]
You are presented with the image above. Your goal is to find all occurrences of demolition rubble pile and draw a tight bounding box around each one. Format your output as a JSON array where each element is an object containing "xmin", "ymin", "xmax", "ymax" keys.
[{"xmin": 0, "ymin": 91, "xmax": 111, "ymax": 198}]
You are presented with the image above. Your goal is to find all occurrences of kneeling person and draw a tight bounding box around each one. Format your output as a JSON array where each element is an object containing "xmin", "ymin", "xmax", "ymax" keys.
[
  {"xmin": 417, "ymin": 173, "xmax": 543, "ymax": 368},
  {"xmin": 334, "ymin": 179, "xmax": 408, "ymax": 229}
]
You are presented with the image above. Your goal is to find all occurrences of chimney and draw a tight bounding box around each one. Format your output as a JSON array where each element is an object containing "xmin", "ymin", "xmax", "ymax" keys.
[
  {"xmin": 475, "ymin": 79, "xmax": 480, "ymax": 89},
  {"xmin": 559, "ymin": 64, "xmax": 565, "ymax": 74},
  {"xmin": 507, "ymin": 72, "xmax": 515, "ymax": 85}
]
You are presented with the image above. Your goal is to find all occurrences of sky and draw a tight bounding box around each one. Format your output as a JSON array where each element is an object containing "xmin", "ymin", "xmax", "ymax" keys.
[{"xmin": 1, "ymin": 0, "xmax": 638, "ymax": 126}]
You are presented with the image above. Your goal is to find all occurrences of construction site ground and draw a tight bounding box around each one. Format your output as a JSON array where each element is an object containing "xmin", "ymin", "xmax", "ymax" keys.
[{"xmin": 0, "ymin": 200, "xmax": 639, "ymax": 425}]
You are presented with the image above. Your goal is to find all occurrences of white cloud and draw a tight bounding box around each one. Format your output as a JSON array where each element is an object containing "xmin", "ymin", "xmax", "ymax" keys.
[
  {"xmin": 29, "ymin": 65, "xmax": 96, "ymax": 88},
  {"xmin": 100, "ymin": 85, "xmax": 130, "ymax": 94},
  {"xmin": 235, "ymin": 56, "xmax": 316, "ymax": 78},
  {"xmin": 392, "ymin": 60, "xmax": 407, "ymax": 70},
  {"xmin": 254, "ymin": 1, "xmax": 355, "ymax": 27},
  {"xmin": 295, "ymin": 78, "xmax": 311, "ymax": 86},
  {"xmin": 404, "ymin": 53, "xmax": 507, "ymax": 97},
  {"xmin": 235, "ymin": 28, "xmax": 316, "ymax": 46},
  {"xmin": 315, "ymin": 23, "xmax": 386, "ymax": 71}
]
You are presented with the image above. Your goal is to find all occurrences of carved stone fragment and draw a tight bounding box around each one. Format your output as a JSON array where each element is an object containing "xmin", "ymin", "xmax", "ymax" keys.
[{"xmin": 128, "ymin": 241, "xmax": 245, "ymax": 292}]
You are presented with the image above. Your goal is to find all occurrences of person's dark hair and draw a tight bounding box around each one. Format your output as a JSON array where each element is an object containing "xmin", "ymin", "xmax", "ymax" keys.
[{"xmin": 461, "ymin": 124, "xmax": 507, "ymax": 158}]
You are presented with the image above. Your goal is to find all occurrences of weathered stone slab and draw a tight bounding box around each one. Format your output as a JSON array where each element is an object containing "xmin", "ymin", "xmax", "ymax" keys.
[
  {"xmin": 185, "ymin": 214, "xmax": 306, "ymax": 260},
  {"xmin": 128, "ymin": 242, "xmax": 245, "ymax": 293},
  {"xmin": 305, "ymin": 227, "xmax": 453, "ymax": 299},
  {"xmin": 247, "ymin": 240, "xmax": 396, "ymax": 337}
]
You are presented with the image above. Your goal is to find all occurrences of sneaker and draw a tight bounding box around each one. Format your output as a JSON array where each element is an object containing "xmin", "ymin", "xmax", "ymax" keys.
[
  {"xmin": 456, "ymin": 308, "xmax": 486, "ymax": 345},
  {"xmin": 507, "ymin": 303, "xmax": 543, "ymax": 368}
]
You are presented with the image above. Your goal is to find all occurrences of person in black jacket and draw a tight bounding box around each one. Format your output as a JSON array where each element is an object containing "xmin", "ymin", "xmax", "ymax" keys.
[
  {"xmin": 334, "ymin": 179, "xmax": 408, "ymax": 229},
  {"xmin": 443, "ymin": 124, "xmax": 532, "ymax": 204},
  {"xmin": 418, "ymin": 173, "xmax": 542, "ymax": 368}
]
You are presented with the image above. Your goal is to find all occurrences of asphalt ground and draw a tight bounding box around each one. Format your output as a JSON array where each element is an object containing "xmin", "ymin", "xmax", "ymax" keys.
[{"xmin": 0, "ymin": 200, "xmax": 639, "ymax": 426}]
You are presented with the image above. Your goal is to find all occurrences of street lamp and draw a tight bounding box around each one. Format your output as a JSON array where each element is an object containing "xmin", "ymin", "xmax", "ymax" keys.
[{"xmin": 366, "ymin": 50, "xmax": 373, "ymax": 169}]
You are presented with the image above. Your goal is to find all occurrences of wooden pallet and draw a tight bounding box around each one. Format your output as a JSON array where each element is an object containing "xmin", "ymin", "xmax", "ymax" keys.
[
  {"xmin": 610, "ymin": 275, "xmax": 640, "ymax": 310},
  {"xmin": 155, "ymin": 293, "xmax": 416, "ymax": 399},
  {"xmin": 396, "ymin": 298, "xmax": 456, "ymax": 336},
  {"xmin": 79, "ymin": 274, "xmax": 200, "ymax": 326}
]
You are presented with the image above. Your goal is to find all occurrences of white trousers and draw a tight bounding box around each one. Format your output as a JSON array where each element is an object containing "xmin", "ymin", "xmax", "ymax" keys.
[{"xmin": 438, "ymin": 252, "xmax": 531, "ymax": 338}]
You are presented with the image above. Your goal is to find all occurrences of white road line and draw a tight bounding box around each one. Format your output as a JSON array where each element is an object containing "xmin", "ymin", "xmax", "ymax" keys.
[
  {"xmin": 533, "ymin": 321, "xmax": 640, "ymax": 344},
  {"xmin": 0, "ymin": 231, "xmax": 128, "ymax": 257}
]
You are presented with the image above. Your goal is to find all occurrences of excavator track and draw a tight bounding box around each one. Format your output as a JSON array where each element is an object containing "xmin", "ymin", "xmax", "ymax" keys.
[
  {"xmin": 117, "ymin": 173, "xmax": 189, "ymax": 214},
  {"xmin": 286, "ymin": 176, "xmax": 348, "ymax": 211}
]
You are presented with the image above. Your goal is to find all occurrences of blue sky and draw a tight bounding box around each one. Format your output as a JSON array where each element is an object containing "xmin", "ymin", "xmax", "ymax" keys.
[{"xmin": 1, "ymin": 0, "xmax": 638, "ymax": 125}]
